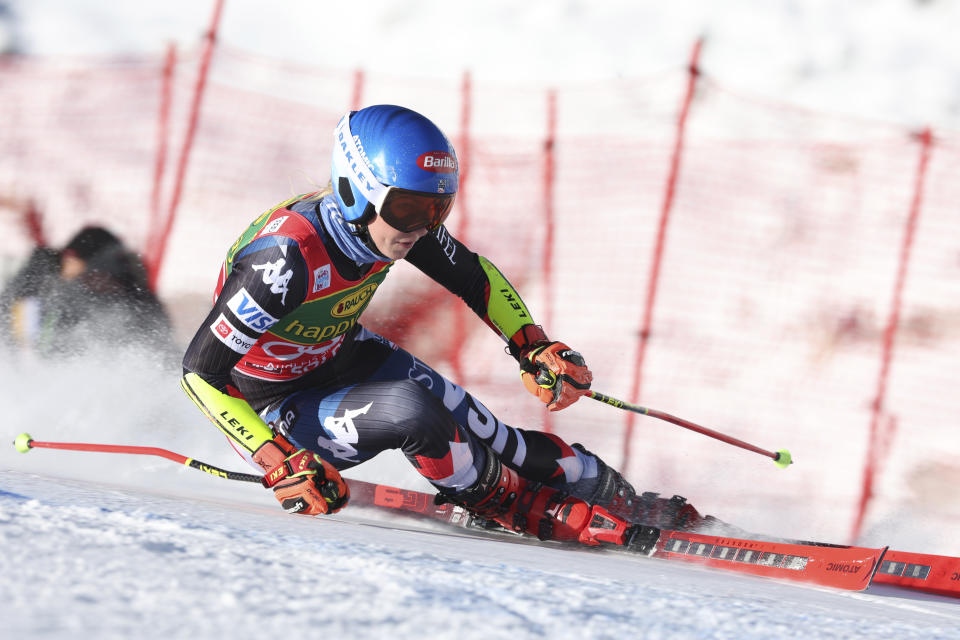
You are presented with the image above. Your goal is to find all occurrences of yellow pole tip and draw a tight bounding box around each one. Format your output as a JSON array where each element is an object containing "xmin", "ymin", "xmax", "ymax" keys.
[
  {"xmin": 14, "ymin": 433, "xmax": 33, "ymax": 453},
  {"xmin": 774, "ymin": 449, "xmax": 793, "ymax": 469}
]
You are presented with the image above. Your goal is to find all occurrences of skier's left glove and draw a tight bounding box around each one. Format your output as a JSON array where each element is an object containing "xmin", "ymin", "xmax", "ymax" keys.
[
  {"xmin": 510, "ymin": 325, "xmax": 592, "ymax": 411},
  {"xmin": 253, "ymin": 435, "xmax": 349, "ymax": 515}
]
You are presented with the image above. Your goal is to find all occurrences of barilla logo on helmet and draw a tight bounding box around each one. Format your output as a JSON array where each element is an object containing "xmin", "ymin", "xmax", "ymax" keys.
[{"xmin": 417, "ymin": 151, "xmax": 457, "ymax": 173}]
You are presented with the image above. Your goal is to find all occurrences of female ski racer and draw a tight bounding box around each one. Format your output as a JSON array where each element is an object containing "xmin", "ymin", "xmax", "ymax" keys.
[{"xmin": 181, "ymin": 105, "xmax": 706, "ymax": 548}]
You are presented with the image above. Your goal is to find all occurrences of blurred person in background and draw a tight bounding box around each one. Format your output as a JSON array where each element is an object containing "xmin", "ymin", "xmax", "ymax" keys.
[
  {"xmin": 181, "ymin": 105, "xmax": 716, "ymax": 549},
  {"xmin": 0, "ymin": 218, "xmax": 174, "ymax": 359},
  {"xmin": 0, "ymin": 0, "xmax": 20, "ymax": 56}
]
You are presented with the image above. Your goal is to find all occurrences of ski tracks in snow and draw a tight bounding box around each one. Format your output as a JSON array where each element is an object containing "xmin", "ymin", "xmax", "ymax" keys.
[{"xmin": 1, "ymin": 470, "xmax": 958, "ymax": 640}]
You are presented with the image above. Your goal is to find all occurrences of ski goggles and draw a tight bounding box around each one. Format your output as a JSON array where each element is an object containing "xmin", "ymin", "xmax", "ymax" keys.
[
  {"xmin": 334, "ymin": 114, "xmax": 456, "ymax": 232},
  {"xmin": 376, "ymin": 187, "xmax": 455, "ymax": 232}
]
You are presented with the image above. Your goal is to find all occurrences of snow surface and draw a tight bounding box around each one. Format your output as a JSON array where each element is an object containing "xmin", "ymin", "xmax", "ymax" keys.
[
  {"xmin": 3, "ymin": 468, "xmax": 960, "ymax": 640},
  {"xmin": 1, "ymin": 352, "xmax": 959, "ymax": 639}
]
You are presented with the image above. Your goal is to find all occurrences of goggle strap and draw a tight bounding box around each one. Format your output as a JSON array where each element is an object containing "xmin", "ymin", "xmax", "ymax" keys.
[{"xmin": 333, "ymin": 113, "xmax": 388, "ymax": 210}]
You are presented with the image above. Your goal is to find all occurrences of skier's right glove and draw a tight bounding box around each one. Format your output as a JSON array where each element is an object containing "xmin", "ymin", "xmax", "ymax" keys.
[
  {"xmin": 252, "ymin": 435, "xmax": 349, "ymax": 515},
  {"xmin": 508, "ymin": 324, "xmax": 592, "ymax": 412},
  {"xmin": 520, "ymin": 341, "xmax": 593, "ymax": 411}
]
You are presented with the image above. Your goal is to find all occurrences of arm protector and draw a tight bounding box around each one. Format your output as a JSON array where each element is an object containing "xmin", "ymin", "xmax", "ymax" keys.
[{"xmin": 180, "ymin": 372, "xmax": 274, "ymax": 454}]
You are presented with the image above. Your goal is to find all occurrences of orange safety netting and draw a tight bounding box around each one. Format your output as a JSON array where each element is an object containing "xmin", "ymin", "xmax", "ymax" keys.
[{"xmin": 2, "ymin": 43, "xmax": 958, "ymax": 545}]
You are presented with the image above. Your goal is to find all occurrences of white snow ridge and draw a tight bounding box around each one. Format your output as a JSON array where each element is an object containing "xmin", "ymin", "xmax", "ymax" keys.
[{"xmin": 1, "ymin": 469, "xmax": 958, "ymax": 640}]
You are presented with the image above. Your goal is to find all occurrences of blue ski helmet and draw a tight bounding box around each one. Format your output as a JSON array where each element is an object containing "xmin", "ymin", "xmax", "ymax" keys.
[{"xmin": 331, "ymin": 105, "xmax": 459, "ymax": 231}]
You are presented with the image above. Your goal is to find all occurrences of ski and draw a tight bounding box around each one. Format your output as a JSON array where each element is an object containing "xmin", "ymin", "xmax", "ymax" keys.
[
  {"xmin": 17, "ymin": 436, "xmax": 952, "ymax": 597},
  {"xmin": 347, "ymin": 477, "xmax": 470, "ymax": 526},
  {"xmin": 345, "ymin": 477, "xmax": 886, "ymax": 591},
  {"xmin": 767, "ymin": 537, "xmax": 960, "ymax": 599},
  {"xmin": 872, "ymin": 549, "xmax": 960, "ymax": 598},
  {"xmin": 652, "ymin": 530, "xmax": 884, "ymax": 591}
]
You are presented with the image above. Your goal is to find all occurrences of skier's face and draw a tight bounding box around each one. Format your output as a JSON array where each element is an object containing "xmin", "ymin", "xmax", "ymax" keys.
[{"xmin": 367, "ymin": 213, "xmax": 429, "ymax": 260}]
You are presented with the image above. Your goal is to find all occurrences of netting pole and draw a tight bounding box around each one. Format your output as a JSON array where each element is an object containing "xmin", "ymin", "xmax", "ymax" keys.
[
  {"xmin": 541, "ymin": 89, "xmax": 557, "ymax": 433},
  {"xmin": 146, "ymin": 42, "xmax": 176, "ymax": 286},
  {"xmin": 850, "ymin": 127, "xmax": 934, "ymax": 542},
  {"xmin": 351, "ymin": 69, "xmax": 365, "ymax": 110},
  {"xmin": 449, "ymin": 71, "xmax": 472, "ymax": 384},
  {"xmin": 146, "ymin": 0, "xmax": 225, "ymax": 292},
  {"xmin": 621, "ymin": 37, "xmax": 703, "ymax": 470},
  {"xmin": 23, "ymin": 200, "xmax": 46, "ymax": 248},
  {"xmin": 542, "ymin": 89, "xmax": 557, "ymax": 337}
]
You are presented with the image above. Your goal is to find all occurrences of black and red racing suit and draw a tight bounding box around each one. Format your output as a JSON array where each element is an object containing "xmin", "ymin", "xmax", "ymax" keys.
[{"xmin": 181, "ymin": 190, "xmax": 598, "ymax": 493}]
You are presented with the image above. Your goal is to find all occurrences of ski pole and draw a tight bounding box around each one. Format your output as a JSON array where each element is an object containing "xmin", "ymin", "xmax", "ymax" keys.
[
  {"xmin": 586, "ymin": 390, "xmax": 793, "ymax": 468},
  {"xmin": 11, "ymin": 432, "xmax": 459, "ymax": 523},
  {"xmin": 12, "ymin": 432, "xmax": 265, "ymax": 485}
]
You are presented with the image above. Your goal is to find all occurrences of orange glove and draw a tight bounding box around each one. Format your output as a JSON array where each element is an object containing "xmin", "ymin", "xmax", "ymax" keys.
[
  {"xmin": 253, "ymin": 435, "xmax": 349, "ymax": 515},
  {"xmin": 520, "ymin": 341, "xmax": 593, "ymax": 411}
]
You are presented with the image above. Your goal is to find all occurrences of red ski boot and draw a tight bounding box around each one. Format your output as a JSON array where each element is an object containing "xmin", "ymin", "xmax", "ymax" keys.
[
  {"xmin": 571, "ymin": 444, "xmax": 713, "ymax": 532},
  {"xmin": 440, "ymin": 447, "xmax": 659, "ymax": 553}
]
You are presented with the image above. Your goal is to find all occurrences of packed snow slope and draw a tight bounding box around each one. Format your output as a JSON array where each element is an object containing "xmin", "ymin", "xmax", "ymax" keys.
[
  {"xmin": 1, "ymin": 354, "xmax": 958, "ymax": 640},
  {"xmin": 3, "ymin": 469, "xmax": 960, "ymax": 640}
]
